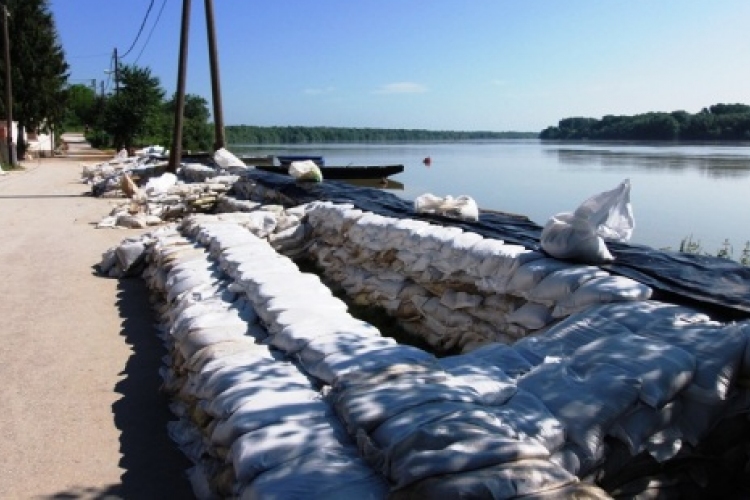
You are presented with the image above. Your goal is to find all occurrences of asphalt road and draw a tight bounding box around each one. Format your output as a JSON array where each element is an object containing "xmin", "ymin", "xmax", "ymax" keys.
[{"xmin": 0, "ymin": 136, "xmax": 194, "ymax": 499}]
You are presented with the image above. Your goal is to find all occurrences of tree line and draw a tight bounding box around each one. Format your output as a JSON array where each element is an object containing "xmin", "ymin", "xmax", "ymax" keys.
[
  {"xmin": 226, "ymin": 126, "xmax": 536, "ymax": 144},
  {"xmin": 540, "ymin": 103, "xmax": 750, "ymax": 141}
]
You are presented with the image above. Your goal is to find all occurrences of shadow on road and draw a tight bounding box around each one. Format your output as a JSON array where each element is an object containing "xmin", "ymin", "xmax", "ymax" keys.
[
  {"xmin": 112, "ymin": 278, "xmax": 194, "ymax": 498},
  {"xmin": 42, "ymin": 278, "xmax": 195, "ymax": 499}
]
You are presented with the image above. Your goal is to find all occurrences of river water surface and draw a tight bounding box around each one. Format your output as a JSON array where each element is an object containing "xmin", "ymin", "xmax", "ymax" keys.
[{"xmin": 230, "ymin": 140, "xmax": 750, "ymax": 256}]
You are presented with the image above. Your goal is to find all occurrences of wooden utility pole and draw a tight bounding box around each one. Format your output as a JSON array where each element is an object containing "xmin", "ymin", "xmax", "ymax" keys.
[
  {"xmin": 113, "ymin": 48, "xmax": 119, "ymax": 95},
  {"xmin": 1, "ymin": 2, "xmax": 15, "ymax": 166},
  {"xmin": 204, "ymin": 0, "xmax": 225, "ymax": 150},
  {"xmin": 168, "ymin": 0, "xmax": 192, "ymax": 173}
]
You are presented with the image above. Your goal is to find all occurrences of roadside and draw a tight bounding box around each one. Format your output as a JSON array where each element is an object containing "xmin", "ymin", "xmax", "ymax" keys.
[{"xmin": 0, "ymin": 135, "xmax": 193, "ymax": 498}]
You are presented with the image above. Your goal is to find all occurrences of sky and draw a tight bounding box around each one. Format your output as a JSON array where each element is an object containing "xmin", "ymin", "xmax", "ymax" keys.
[{"xmin": 49, "ymin": 0, "xmax": 750, "ymax": 132}]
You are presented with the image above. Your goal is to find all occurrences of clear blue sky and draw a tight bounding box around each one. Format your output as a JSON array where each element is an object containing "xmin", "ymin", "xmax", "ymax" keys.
[{"xmin": 50, "ymin": 0, "xmax": 750, "ymax": 132}]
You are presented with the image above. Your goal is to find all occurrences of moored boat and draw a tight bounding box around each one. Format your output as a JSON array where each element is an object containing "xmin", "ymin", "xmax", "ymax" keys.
[{"xmin": 253, "ymin": 163, "xmax": 404, "ymax": 180}]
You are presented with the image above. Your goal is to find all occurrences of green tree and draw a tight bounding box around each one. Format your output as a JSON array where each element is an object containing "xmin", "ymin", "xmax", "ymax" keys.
[
  {"xmin": 102, "ymin": 64, "xmax": 164, "ymax": 151},
  {"xmin": 0, "ymin": 0, "xmax": 69, "ymax": 158},
  {"xmin": 65, "ymin": 83, "xmax": 97, "ymax": 129},
  {"xmin": 163, "ymin": 93, "xmax": 213, "ymax": 151}
]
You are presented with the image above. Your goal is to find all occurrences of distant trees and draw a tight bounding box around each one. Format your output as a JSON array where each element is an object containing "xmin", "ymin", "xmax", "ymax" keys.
[
  {"xmin": 65, "ymin": 83, "xmax": 98, "ymax": 129},
  {"xmin": 0, "ymin": 0, "xmax": 69, "ymax": 158},
  {"xmin": 225, "ymin": 126, "xmax": 536, "ymax": 144},
  {"xmin": 540, "ymin": 104, "xmax": 750, "ymax": 141}
]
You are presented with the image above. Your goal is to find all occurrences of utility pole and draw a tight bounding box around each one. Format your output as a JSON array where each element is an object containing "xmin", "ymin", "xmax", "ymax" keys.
[
  {"xmin": 168, "ymin": 0, "xmax": 191, "ymax": 173},
  {"xmin": 204, "ymin": 0, "xmax": 225, "ymax": 150},
  {"xmin": 113, "ymin": 48, "xmax": 119, "ymax": 95},
  {"xmin": 1, "ymin": 2, "xmax": 15, "ymax": 166}
]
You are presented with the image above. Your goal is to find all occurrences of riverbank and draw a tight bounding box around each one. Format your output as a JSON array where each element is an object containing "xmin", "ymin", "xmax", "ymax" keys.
[{"xmin": 0, "ymin": 139, "xmax": 193, "ymax": 498}]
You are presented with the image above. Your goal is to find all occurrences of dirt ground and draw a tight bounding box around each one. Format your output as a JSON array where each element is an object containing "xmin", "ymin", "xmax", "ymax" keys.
[{"xmin": 0, "ymin": 135, "xmax": 194, "ymax": 499}]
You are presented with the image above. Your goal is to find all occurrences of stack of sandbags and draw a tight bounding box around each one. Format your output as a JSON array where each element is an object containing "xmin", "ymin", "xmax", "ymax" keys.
[
  {"xmin": 139, "ymin": 223, "xmax": 389, "ymax": 499},
  {"xmin": 302, "ymin": 202, "xmax": 652, "ymax": 353}
]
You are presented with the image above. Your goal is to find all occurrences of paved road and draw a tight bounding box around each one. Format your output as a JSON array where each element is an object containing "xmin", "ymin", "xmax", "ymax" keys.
[{"xmin": 0, "ymin": 136, "xmax": 194, "ymax": 499}]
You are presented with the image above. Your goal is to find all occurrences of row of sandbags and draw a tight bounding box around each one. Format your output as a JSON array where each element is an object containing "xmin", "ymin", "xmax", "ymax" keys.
[
  {"xmin": 301, "ymin": 201, "xmax": 651, "ymax": 353},
  {"xmin": 104, "ymin": 204, "xmax": 750, "ymax": 497},
  {"xmin": 140, "ymin": 224, "xmax": 390, "ymax": 499},
  {"xmin": 116, "ymin": 214, "xmax": 608, "ymax": 499}
]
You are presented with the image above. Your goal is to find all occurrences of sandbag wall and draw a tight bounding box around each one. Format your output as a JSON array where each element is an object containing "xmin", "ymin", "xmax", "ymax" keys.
[
  {"xmin": 133, "ymin": 214, "xmax": 609, "ymax": 499},
  {"xmin": 230, "ymin": 180, "xmax": 655, "ymax": 354}
]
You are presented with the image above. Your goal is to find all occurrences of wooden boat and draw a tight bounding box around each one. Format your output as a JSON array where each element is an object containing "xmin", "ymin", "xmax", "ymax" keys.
[{"xmin": 252, "ymin": 164, "xmax": 404, "ymax": 180}]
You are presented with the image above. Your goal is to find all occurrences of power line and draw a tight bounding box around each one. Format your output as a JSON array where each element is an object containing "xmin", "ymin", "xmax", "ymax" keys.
[
  {"xmin": 119, "ymin": 0, "xmax": 155, "ymax": 59},
  {"xmin": 134, "ymin": 0, "xmax": 168, "ymax": 65}
]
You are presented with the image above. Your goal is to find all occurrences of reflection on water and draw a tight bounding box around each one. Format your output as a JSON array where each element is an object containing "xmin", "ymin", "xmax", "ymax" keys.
[{"xmin": 548, "ymin": 146, "xmax": 750, "ymax": 179}]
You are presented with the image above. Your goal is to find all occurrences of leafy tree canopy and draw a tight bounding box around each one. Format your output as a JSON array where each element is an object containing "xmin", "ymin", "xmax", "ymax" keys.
[{"xmin": 0, "ymin": 0, "xmax": 69, "ymax": 155}]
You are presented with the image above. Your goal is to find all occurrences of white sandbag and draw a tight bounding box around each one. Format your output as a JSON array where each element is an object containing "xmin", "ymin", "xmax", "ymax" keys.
[
  {"xmin": 144, "ymin": 172, "xmax": 178, "ymax": 195},
  {"xmin": 414, "ymin": 193, "xmax": 479, "ymax": 222},
  {"xmin": 504, "ymin": 257, "xmax": 577, "ymax": 296},
  {"xmin": 271, "ymin": 317, "xmax": 381, "ymax": 355},
  {"xmin": 307, "ymin": 344, "xmax": 433, "ymax": 386},
  {"xmin": 389, "ymin": 459, "xmax": 576, "ymax": 500},
  {"xmin": 178, "ymin": 323, "xmax": 266, "ymax": 360},
  {"xmin": 513, "ymin": 310, "xmax": 632, "ymax": 365},
  {"xmin": 334, "ymin": 370, "xmax": 485, "ymax": 433},
  {"xmin": 214, "ymin": 147, "xmax": 245, "ymax": 168},
  {"xmin": 187, "ymin": 338, "xmax": 270, "ymax": 373},
  {"xmin": 568, "ymin": 333, "xmax": 696, "ymax": 408},
  {"xmin": 288, "ymin": 160, "xmax": 323, "ymax": 182},
  {"xmin": 506, "ymin": 302, "xmax": 554, "ymax": 330},
  {"xmin": 462, "ymin": 237, "xmax": 506, "ymax": 275},
  {"xmin": 575, "ymin": 178, "xmax": 634, "ymax": 242},
  {"xmin": 439, "ymin": 289, "xmax": 483, "ymax": 310},
  {"xmin": 382, "ymin": 408, "xmax": 550, "ymax": 488},
  {"xmin": 230, "ymin": 416, "xmax": 353, "ymax": 485},
  {"xmin": 526, "ymin": 266, "xmax": 609, "ymax": 306},
  {"xmin": 211, "ymin": 390, "xmax": 332, "ymax": 447},
  {"xmin": 541, "ymin": 212, "xmax": 614, "ymax": 263},
  {"xmin": 518, "ymin": 361, "xmax": 641, "ymax": 460},
  {"xmin": 115, "ymin": 239, "xmax": 147, "ymax": 272},
  {"xmin": 200, "ymin": 365, "xmax": 312, "ymax": 418},
  {"xmin": 297, "ymin": 332, "xmax": 393, "ymax": 369},
  {"xmin": 637, "ymin": 320, "xmax": 747, "ymax": 404},
  {"xmin": 552, "ymin": 275, "xmax": 652, "ymax": 318},
  {"xmin": 609, "ymin": 400, "xmax": 682, "ymax": 456},
  {"xmin": 436, "ymin": 358, "xmax": 517, "ymax": 406},
  {"xmin": 237, "ymin": 448, "xmax": 389, "ymax": 500},
  {"xmin": 540, "ymin": 179, "xmax": 633, "ymax": 264},
  {"xmin": 489, "ymin": 389, "xmax": 567, "ymax": 453}
]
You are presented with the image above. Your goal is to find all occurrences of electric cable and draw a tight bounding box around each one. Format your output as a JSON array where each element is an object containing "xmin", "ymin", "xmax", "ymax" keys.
[
  {"xmin": 134, "ymin": 0, "xmax": 167, "ymax": 65},
  {"xmin": 119, "ymin": 0, "xmax": 155, "ymax": 59}
]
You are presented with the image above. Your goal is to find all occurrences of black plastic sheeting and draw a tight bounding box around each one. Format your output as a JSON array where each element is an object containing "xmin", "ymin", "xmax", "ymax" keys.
[{"xmin": 238, "ymin": 170, "xmax": 750, "ymax": 318}]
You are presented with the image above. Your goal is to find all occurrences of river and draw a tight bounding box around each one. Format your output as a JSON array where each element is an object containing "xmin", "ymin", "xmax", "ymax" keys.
[{"xmin": 229, "ymin": 140, "xmax": 750, "ymax": 256}]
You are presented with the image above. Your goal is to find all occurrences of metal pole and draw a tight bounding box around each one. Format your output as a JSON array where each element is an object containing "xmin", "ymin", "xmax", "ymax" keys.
[
  {"xmin": 204, "ymin": 0, "xmax": 225, "ymax": 150},
  {"xmin": 168, "ymin": 0, "xmax": 191, "ymax": 173},
  {"xmin": 2, "ymin": 4, "xmax": 15, "ymax": 166}
]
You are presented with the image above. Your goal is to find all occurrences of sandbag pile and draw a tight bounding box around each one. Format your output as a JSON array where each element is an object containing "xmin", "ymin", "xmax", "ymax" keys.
[
  {"xmin": 81, "ymin": 147, "xmax": 171, "ymax": 197},
  {"xmin": 511, "ymin": 301, "xmax": 750, "ymax": 497},
  {"xmin": 105, "ymin": 215, "xmax": 610, "ymax": 499},
  {"xmin": 95, "ymin": 175, "xmax": 239, "ymax": 230},
  {"xmin": 301, "ymin": 201, "xmax": 652, "ymax": 353},
  {"xmin": 139, "ymin": 223, "xmax": 390, "ymax": 499},
  {"xmin": 102, "ymin": 207, "xmax": 750, "ymax": 497}
]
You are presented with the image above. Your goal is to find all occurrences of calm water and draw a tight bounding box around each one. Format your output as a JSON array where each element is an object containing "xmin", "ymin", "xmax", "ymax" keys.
[{"xmin": 230, "ymin": 140, "xmax": 750, "ymax": 255}]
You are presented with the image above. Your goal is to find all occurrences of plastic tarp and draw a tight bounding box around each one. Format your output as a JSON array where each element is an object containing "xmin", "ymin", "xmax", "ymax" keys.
[{"xmin": 236, "ymin": 170, "xmax": 750, "ymax": 316}]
